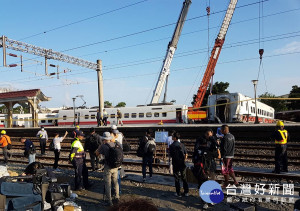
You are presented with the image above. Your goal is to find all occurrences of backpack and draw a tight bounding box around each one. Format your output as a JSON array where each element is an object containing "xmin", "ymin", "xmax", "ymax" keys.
[
  {"xmin": 88, "ymin": 135, "xmax": 100, "ymax": 150},
  {"xmin": 146, "ymin": 139, "xmax": 156, "ymax": 153},
  {"xmin": 172, "ymin": 143, "xmax": 185, "ymax": 169},
  {"xmin": 49, "ymin": 140, "xmax": 55, "ymax": 151},
  {"xmin": 106, "ymin": 143, "xmax": 123, "ymax": 168}
]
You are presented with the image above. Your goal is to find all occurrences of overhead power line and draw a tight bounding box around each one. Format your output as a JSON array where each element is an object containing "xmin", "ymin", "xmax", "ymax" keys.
[
  {"xmin": 19, "ymin": 0, "xmax": 149, "ymax": 41},
  {"xmin": 61, "ymin": 0, "xmax": 272, "ymax": 53}
]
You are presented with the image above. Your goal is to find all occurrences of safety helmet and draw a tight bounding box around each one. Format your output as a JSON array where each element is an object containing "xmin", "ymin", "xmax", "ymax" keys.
[
  {"xmin": 1, "ymin": 130, "xmax": 6, "ymax": 135},
  {"xmin": 111, "ymin": 125, "xmax": 117, "ymax": 130},
  {"xmin": 276, "ymin": 121, "xmax": 284, "ymax": 127},
  {"xmin": 75, "ymin": 125, "xmax": 80, "ymax": 129}
]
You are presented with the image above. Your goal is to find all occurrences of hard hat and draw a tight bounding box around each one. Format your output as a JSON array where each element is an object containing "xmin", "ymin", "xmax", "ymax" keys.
[
  {"xmin": 117, "ymin": 108, "xmax": 120, "ymax": 111},
  {"xmin": 1, "ymin": 130, "xmax": 6, "ymax": 135},
  {"xmin": 111, "ymin": 125, "xmax": 117, "ymax": 130},
  {"xmin": 276, "ymin": 121, "xmax": 284, "ymax": 127},
  {"xmin": 75, "ymin": 125, "xmax": 80, "ymax": 129}
]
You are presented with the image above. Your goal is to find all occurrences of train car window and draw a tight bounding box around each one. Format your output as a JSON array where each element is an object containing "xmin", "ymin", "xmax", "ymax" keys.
[
  {"xmin": 146, "ymin": 112, "xmax": 152, "ymax": 118},
  {"xmin": 154, "ymin": 113, "xmax": 159, "ymax": 117},
  {"xmin": 75, "ymin": 114, "xmax": 78, "ymax": 118},
  {"xmin": 63, "ymin": 115, "xmax": 67, "ymax": 120},
  {"xmin": 152, "ymin": 108, "xmax": 162, "ymax": 110},
  {"xmin": 85, "ymin": 115, "xmax": 89, "ymax": 119},
  {"xmin": 111, "ymin": 114, "xmax": 116, "ymax": 118},
  {"xmin": 162, "ymin": 112, "xmax": 167, "ymax": 117},
  {"xmin": 131, "ymin": 113, "xmax": 137, "ymax": 118},
  {"xmin": 41, "ymin": 120, "xmax": 46, "ymax": 123},
  {"xmin": 124, "ymin": 113, "xmax": 129, "ymax": 118},
  {"xmin": 91, "ymin": 115, "xmax": 96, "ymax": 119},
  {"xmin": 139, "ymin": 113, "xmax": 144, "ymax": 118},
  {"xmin": 0, "ymin": 120, "xmax": 4, "ymax": 123},
  {"xmin": 48, "ymin": 120, "xmax": 53, "ymax": 123},
  {"xmin": 241, "ymin": 101, "xmax": 243, "ymax": 106}
]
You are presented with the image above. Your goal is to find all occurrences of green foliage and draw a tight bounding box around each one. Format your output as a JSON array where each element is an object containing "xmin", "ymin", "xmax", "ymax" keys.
[
  {"xmin": 192, "ymin": 81, "xmax": 230, "ymax": 106},
  {"xmin": 259, "ymin": 92, "xmax": 288, "ymax": 112},
  {"xmin": 104, "ymin": 101, "xmax": 113, "ymax": 108},
  {"xmin": 288, "ymin": 85, "xmax": 300, "ymax": 110},
  {"xmin": 115, "ymin": 102, "xmax": 126, "ymax": 107}
]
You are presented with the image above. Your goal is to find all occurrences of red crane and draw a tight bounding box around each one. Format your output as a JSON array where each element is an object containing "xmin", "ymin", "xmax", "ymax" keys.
[{"xmin": 188, "ymin": 0, "xmax": 238, "ymax": 122}]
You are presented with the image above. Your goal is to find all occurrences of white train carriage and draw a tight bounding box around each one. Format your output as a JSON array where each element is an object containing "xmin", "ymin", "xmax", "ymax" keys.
[
  {"xmin": 0, "ymin": 114, "xmax": 6, "ymax": 128},
  {"xmin": 57, "ymin": 104, "xmax": 188, "ymax": 126},
  {"xmin": 12, "ymin": 113, "xmax": 58, "ymax": 127},
  {"xmin": 207, "ymin": 93, "xmax": 274, "ymax": 123}
]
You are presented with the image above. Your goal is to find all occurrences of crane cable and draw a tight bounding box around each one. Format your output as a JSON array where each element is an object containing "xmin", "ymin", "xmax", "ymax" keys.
[{"xmin": 257, "ymin": 0, "xmax": 268, "ymax": 92}]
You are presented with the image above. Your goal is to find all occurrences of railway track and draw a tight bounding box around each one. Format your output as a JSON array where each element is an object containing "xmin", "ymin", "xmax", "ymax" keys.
[{"xmin": 3, "ymin": 153, "xmax": 300, "ymax": 185}]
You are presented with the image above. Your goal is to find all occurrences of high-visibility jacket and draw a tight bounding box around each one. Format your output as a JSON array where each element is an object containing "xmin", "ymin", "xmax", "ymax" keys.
[
  {"xmin": 0, "ymin": 135, "xmax": 11, "ymax": 147},
  {"xmin": 70, "ymin": 138, "xmax": 85, "ymax": 161},
  {"xmin": 275, "ymin": 129, "xmax": 288, "ymax": 145}
]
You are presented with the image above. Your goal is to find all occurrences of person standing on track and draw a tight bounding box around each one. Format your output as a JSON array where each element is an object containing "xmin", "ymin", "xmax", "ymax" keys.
[
  {"xmin": 193, "ymin": 129, "xmax": 220, "ymax": 187},
  {"xmin": 53, "ymin": 131, "xmax": 68, "ymax": 171},
  {"xmin": 20, "ymin": 137, "xmax": 36, "ymax": 164},
  {"xmin": 140, "ymin": 129, "xmax": 156, "ymax": 182},
  {"xmin": 36, "ymin": 126, "xmax": 48, "ymax": 155},
  {"xmin": 169, "ymin": 132, "xmax": 189, "ymax": 197},
  {"xmin": 272, "ymin": 121, "xmax": 289, "ymax": 173},
  {"xmin": 116, "ymin": 109, "xmax": 123, "ymax": 126},
  {"xmin": 166, "ymin": 130, "xmax": 177, "ymax": 175},
  {"xmin": 70, "ymin": 131, "xmax": 90, "ymax": 191},
  {"xmin": 72, "ymin": 125, "xmax": 81, "ymax": 138},
  {"xmin": 96, "ymin": 132, "xmax": 122, "ymax": 206},
  {"xmin": 85, "ymin": 127, "xmax": 102, "ymax": 171},
  {"xmin": 0, "ymin": 130, "xmax": 12, "ymax": 164},
  {"xmin": 97, "ymin": 109, "xmax": 102, "ymax": 127},
  {"xmin": 220, "ymin": 125, "xmax": 239, "ymax": 188},
  {"xmin": 103, "ymin": 109, "xmax": 108, "ymax": 126}
]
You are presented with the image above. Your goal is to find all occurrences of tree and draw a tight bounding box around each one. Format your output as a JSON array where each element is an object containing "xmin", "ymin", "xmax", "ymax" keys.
[
  {"xmin": 115, "ymin": 102, "xmax": 126, "ymax": 107},
  {"xmin": 192, "ymin": 81, "xmax": 230, "ymax": 106},
  {"xmin": 259, "ymin": 92, "xmax": 287, "ymax": 112},
  {"xmin": 104, "ymin": 101, "xmax": 113, "ymax": 108},
  {"xmin": 288, "ymin": 85, "xmax": 300, "ymax": 110}
]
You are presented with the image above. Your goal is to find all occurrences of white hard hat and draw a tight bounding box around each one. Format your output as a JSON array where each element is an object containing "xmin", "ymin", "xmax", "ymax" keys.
[{"xmin": 111, "ymin": 125, "xmax": 117, "ymax": 130}]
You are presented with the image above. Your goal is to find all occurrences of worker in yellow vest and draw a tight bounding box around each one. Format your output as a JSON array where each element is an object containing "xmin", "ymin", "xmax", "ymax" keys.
[
  {"xmin": 70, "ymin": 131, "xmax": 90, "ymax": 191},
  {"xmin": 272, "ymin": 121, "xmax": 289, "ymax": 174}
]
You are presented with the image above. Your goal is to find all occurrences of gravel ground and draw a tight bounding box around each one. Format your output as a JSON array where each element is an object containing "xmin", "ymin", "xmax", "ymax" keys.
[{"xmin": 3, "ymin": 163, "xmax": 296, "ymax": 211}]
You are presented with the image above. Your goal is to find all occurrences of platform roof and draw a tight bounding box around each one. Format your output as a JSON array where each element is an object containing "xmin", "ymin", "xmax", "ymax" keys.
[{"xmin": 0, "ymin": 89, "xmax": 51, "ymax": 103}]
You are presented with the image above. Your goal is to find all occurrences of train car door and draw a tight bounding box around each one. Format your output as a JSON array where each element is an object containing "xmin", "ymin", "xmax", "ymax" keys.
[
  {"xmin": 216, "ymin": 99, "xmax": 229, "ymax": 123},
  {"xmin": 176, "ymin": 108, "xmax": 183, "ymax": 123},
  {"xmin": 75, "ymin": 112, "xmax": 80, "ymax": 125}
]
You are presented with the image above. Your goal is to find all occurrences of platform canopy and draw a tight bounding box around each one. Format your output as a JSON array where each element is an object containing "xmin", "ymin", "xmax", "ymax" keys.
[{"xmin": 0, "ymin": 89, "xmax": 51, "ymax": 128}]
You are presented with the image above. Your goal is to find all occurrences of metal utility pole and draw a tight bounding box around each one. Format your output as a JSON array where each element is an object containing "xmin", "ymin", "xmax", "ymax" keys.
[
  {"xmin": 97, "ymin": 60, "xmax": 104, "ymax": 125},
  {"xmin": 72, "ymin": 97, "xmax": 76, "ymax": 126},
  {"xmin": 252, "ymin": 80, "xmax": 259, "ymax": 124},
  {"xmin": 2, "ymin": 35, "xmax": 6, "ymax": 67}
]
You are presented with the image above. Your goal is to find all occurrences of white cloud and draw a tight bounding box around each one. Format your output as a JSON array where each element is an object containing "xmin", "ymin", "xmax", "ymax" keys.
[{"xmin": 273, "ymin": 41, "xmax": 300, "ymax": 54}]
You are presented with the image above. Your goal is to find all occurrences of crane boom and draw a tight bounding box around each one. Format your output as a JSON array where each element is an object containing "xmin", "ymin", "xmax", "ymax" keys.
[
  {"xmin": 192, "ymin": 0, "xmax": 238, "ymax": 109},
  {"xmin": 150, "ymin": 0, "xmax": 192, "ymax": 104}
]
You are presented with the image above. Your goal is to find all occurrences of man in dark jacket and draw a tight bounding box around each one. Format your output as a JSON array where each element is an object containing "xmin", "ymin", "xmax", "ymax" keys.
[
  {"xmin": 193, "ymin": 129, "xmax": 220, "ymax": 186},
  {"xmin": 272, "ymin": 121, "xmax": 289, "ymax": 173},
  {"xmin": 85, "ymin": 127, "xmax": 102, "ymax": 171},
  {"xmin": 20, "ymin": 137, "xmax": 36, "ymax": 164},
  {"xmin": 140, "ymin": 129, "xmax": 156, "ymax": 182},
  {"xmin": 220, "ymin": 125, "xmax": 238, "ymax": 188},
  {"xmin": 170, "ymin": 132, "xmax": 189, "ymax": 197}
]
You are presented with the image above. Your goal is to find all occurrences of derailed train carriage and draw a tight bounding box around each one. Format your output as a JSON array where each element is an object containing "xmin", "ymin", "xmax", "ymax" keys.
[{"xmin": 207, "ymin": 93, "xmax": 275, "ymax": 123}]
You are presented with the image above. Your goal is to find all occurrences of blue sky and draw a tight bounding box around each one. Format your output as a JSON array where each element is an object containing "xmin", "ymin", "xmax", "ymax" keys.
[{"xmin": 0, "ymin": 0, "xmax": 300, "ymax": 108}]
